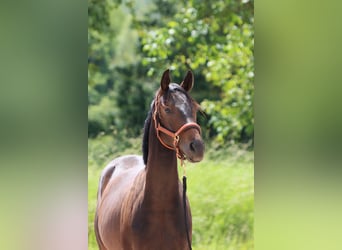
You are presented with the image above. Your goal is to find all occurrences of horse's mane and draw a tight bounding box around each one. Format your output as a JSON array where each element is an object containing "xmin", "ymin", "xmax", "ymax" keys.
[{"xmin": 142, "ymin": 100, "xmax": 154, "ymax": 165}]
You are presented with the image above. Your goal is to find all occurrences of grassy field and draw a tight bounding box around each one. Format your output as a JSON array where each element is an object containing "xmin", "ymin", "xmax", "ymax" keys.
[{"xmin": 88, "ymin": 136, "xmax": 254, "ymax": 249}]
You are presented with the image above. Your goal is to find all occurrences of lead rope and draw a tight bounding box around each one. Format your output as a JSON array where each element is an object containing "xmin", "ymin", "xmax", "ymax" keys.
[{"xmin": 181, "ymin": 159, "xmax": 192, "ymax": 250}]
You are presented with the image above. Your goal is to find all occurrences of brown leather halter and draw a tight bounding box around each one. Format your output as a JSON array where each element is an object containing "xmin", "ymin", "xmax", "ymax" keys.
[{"xmin": 153, "ymin": 96, "xmax": 201, "ymax": 161}]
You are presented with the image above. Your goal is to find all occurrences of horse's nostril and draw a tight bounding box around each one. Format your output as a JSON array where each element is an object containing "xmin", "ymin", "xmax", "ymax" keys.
[
  {"xmin": 189, "ymin": 139, "xmax": 204, "ymax": 154},
  {"xmin": 190, "ymin": 142, "xmax": 195, "ymax": 152},
  {"xmin": 189, "ymin": 139, "xmax": 205, "ymax": 156}
]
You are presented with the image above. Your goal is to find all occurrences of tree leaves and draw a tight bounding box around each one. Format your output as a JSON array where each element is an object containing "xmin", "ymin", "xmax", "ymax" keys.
[
  {"xmin": 88, "ymin": 0, "xmax": 254, "ymax": 144},
  {"xmin": 139, "ymin": 0, "xmax": 254, "ymax": 144}
]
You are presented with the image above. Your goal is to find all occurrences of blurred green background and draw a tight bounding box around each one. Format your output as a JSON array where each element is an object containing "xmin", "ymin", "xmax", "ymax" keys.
[
  {"xmin": 2, "ymin": 0, "xmax": 342, "ymax": 250},
  {"xmin": 88, "ymin": 0, "xmax": 254, "ymax": 249}
]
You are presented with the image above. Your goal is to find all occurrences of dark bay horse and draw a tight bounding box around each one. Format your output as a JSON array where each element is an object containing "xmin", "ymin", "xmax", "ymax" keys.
[{"xmin": 94, "ymin": 69, "xmax": 205, "ymax": 250}]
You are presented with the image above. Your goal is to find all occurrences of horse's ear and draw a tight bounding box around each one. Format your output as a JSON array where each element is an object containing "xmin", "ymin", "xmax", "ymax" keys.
[
  {"xmin": 181, "ymin": 70, "xmax": 194, "ymax": 92},
  {"xmin": 160, "ymin": 69, "xmax": 171, "ymax": 92}
]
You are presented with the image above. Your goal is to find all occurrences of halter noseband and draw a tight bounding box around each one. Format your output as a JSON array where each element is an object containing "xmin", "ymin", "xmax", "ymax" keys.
[{"xmin": 153, "ymin": 97, "xmax": 201, "ymax": 160}]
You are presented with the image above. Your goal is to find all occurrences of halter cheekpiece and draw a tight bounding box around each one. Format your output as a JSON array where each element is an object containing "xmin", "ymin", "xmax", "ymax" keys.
[{"xmin": 153, "ymin": 95, "xmax": 201, "ymax": 161}]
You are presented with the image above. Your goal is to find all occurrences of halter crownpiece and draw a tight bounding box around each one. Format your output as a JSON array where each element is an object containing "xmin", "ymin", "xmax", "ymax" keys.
[{"xmin": 153, "ymin": 97, "xmax": 201, "ymax": 161}]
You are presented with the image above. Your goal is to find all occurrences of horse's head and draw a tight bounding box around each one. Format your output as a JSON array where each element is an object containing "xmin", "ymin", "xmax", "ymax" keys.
[{"xmin": 154, "ymin": 69, "xmax": 205, "ymax": 162}]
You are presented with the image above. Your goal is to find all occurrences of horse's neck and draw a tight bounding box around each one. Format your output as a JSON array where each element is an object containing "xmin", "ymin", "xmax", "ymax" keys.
[{"xmin": 144, "ymin": 125, "xmax": 180, "ymax": 209}]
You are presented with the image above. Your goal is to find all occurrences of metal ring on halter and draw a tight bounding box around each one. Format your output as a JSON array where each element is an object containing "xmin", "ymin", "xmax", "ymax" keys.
[{"xmin": 174, "ymin": 135, "xmax": 180, "ymax": 147}]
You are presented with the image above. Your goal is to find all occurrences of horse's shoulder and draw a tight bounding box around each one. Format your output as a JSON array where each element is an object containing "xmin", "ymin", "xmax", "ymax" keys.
[
  {"xmin": 98, "ymin": 155, "xmax": 144, "ymax": 199},
  {"xmin": 102, "ymin": 155, "xmax": 144, "ymax": 175}
]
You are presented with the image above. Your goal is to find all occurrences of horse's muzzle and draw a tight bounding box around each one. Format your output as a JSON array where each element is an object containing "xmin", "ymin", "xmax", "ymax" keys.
[{"xmin": 185, "ymin": 138, "xmax": 205, "ymax": 162}]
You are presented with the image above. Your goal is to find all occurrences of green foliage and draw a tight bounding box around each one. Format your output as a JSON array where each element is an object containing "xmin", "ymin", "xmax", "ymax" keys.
[
  {"xmin": 88, "ymin": 95, "xmax": 116, "ymax": 137},
  {"xmin": 139, "ymin": 0, "xmax": 254, "ymax": 144},
  {"xmin": 88, "ymin": 0, "xmax": 254, "ymax": 144},
  {"xmin": 88, "ymin": 135, "xmax": 141, "ymax": 168},
  {"xmin": 112, "ymin": 67, "xmax": 154, "ymax": 136},
  {"xmin": 88, "ymin": 0, "xmax": 117, "ymax": 87},
  {"xmin": 88, "ymin": 66, "xmax": 156, "ymax": 137},
  {"xmin": 88, "ymin": 1, "xmax": 150, "ymax": 137}
]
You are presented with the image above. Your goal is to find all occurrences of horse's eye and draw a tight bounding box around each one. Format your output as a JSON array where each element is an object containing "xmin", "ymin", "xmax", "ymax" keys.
[{"xmin": 164, "ymin": 107, "xmax": 171, "ymax": 113}]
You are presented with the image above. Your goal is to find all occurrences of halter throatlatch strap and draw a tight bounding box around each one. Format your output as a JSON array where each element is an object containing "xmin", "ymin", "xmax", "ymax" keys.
[{"xmin": 153, "ymin": 98, "xmax": 201, "ymax": 161}]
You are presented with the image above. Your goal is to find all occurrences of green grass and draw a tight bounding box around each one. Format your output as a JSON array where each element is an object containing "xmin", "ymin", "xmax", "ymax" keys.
[{"xmin": 88, "ymin": 136, "xmax": 254, "ymax": 249}]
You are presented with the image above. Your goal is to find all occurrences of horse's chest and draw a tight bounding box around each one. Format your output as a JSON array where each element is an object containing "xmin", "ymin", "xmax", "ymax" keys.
[{"xmin": 125, "ymin": 212, "xmax": 188, "ymax": 249}]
